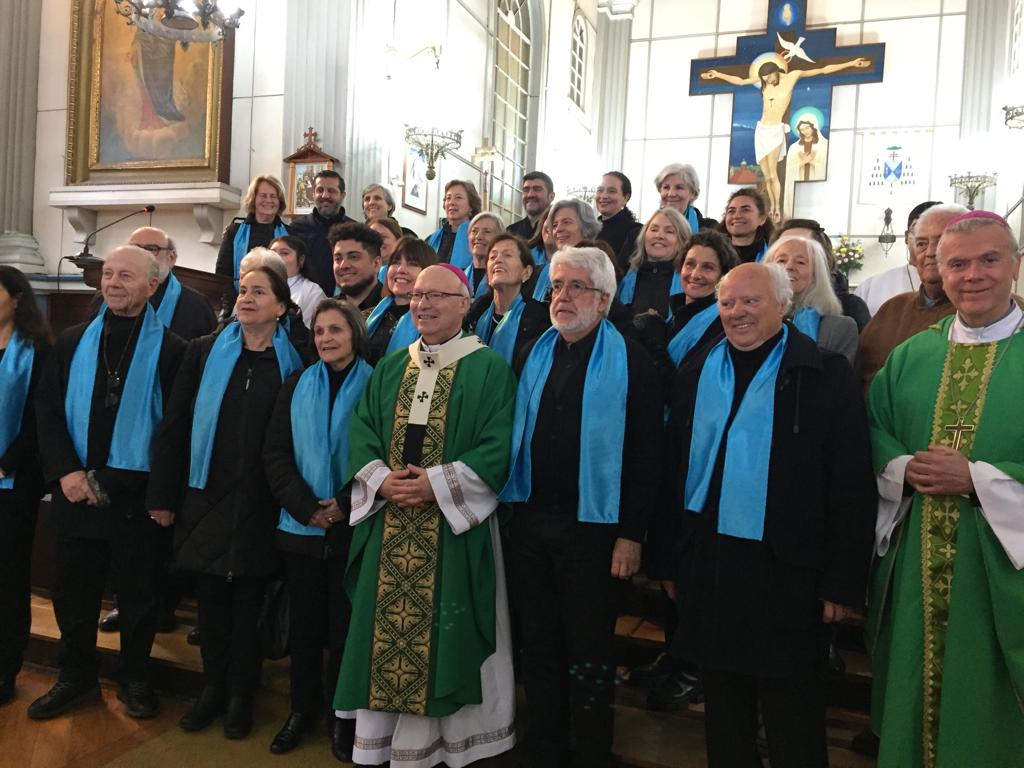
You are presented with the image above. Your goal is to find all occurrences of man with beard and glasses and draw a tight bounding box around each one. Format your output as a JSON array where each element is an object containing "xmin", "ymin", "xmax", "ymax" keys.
[
  {"xmin": 290, "ymin": 170, "xmax": 356, "ymax": 296},
  {"xmin": 328, "ymin": 222, "xmax": 384, "ymax": 317},
  {"xmin": 501, "ymin": 246, "xmax": 662, "ymax": 768}
]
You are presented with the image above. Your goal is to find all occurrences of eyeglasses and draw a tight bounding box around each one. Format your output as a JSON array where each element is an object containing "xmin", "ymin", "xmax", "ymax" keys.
[
  {"xmin": 409, "ymin": 290, "xmax": 466, "ymax": 302},
  {"xmin": 133, "ymin": 244, "xmax": 171, "ymax": 254},
  {"xmin": 549, "ymin": 280, "xmax": 603, "ymax": 299}
]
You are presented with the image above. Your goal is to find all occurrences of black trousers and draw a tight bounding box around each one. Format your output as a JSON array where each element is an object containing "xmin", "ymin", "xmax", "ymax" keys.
[
  {"xmin": 0, "ymin": 487, "xmax": 38, "ymax": 679},
  {"xmin": 282, "ymin": 552, "xmax": 351, "ymax": 715},
  {"xmin": 52, "ymin": 517, "xmax": 162, "ymax": 684},
  {"xmin": 196, "ymin": 574, "xmax": 265, "ymax": 697},
  {"xmin": 509, "ymin": 506, "xmax": 619, "ymax": 768},
  {"xmin": 702, "ymin": 667, "xmax": 828, "ymax": 768}
]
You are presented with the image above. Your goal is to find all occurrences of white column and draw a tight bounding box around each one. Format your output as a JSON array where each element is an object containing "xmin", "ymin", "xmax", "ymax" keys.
[
  {"xmin": 0, "ymin": 0, "xmax": 44, "ymax": 271},
  {"xmin": 593, "ymin": 3, "xmax": 636, "ymax": 170}
]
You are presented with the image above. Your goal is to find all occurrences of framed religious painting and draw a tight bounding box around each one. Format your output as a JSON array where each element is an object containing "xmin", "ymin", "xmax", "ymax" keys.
[
  {"xmin": 403, "ymin": 146, "xmax": 428, "ymax": 214},
  {"xmin": 65, "ymin": 0, "xmax": 233, "ymax": 184},
  {"xmin": 283, "ymin": 129, "xmax": 339, "ymax": 216}
]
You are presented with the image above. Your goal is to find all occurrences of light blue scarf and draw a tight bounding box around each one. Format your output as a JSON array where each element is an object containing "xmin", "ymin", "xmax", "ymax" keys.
[
  {"xmin": 277, "ymin": 359, "xmax": 373, "ymax": 537},
  {"xmin": 233, "ymin": 219, "xmax": 288, "ymax": 289},
  {"xmin": 365, "ymin": 297, "xmax": 419, "ymax": 356},
  {"xmin": 463, "ymin": 263, "xmax": 490, "ymax": 299},
  {"xmin": 684, "ymin": 326, "xmax": 788, "ymax": 541},
  {"xmin": 616, "ymin": 268, "xmax": 684, "ymax": 306},
  {"xmin": 501, "ymin": 320, "xmax": 627, "ymax": 523},
  {"xmin": 426, "ymin": 220, "xmax": 472, "ymax": 269},
  {"xmin": 792, "ymin": 306, "xmax": 821, "ymax": 340},
  {"xmin": 667, "ymin": 301, "xmax": 720, "ymax": 367},
  {"xmin": 0, "ymin": 331, "xmax": 35, "ymax": 489},
  {"xmin": 477, "ymin": 293, "xmax": 525, "ymax": 365},
  {"xmin": 683, "ymin": 205, "xmax": 700, "ymax": 234},
  {"xmin": 66, "ymin": 306, "xmax": 165, "ymax": 472},
  {"xmin": 155, "ymin": 274, "xmax": 182, "ymax": 327},
  {"xmin": 754, "ymin": 242, "xmax": 768, "ymax": 263},
  {"xmin": 188, "ymin": 322, "xmax": 303, "ymax": 489},
  {"xmin": 532, "ymin": 261, "xmax": 551, "ymax": 301}
]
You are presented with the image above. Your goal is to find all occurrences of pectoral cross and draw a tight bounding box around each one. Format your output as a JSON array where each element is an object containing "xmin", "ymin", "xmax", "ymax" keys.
[
  {"xmin": 944, "ymin": 416, "xmax": 976, "ymax": 452},
  {"xmin": 422, "ymin": 355, "xmax": 435, "ymax": 368}
]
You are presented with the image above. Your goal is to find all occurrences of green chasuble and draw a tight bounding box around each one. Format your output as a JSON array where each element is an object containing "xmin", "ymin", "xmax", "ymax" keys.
[
  {"xmin": 334, "ymin": 336, "xmax": 516, "ymax": 718},
  {"xmin": 866, "ymin": 316, "xmax": 1024, "ymax": 768}
]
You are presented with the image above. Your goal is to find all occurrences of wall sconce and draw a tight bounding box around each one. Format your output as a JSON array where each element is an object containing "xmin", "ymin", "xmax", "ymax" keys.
[
  {"xmin": 567, "ymin": 186, "xmax": 597, "ymax": 204},
  {"xmin": 949, "ymin": 172, "xmax": 997, "ymax": 210},
  {"xmin": 878, "ymin": 207, "xmax": 897, "ymax": 256},
  {"xmin": 1004, "ymin": 104, "xmax": 1024, "ymax": 129}
]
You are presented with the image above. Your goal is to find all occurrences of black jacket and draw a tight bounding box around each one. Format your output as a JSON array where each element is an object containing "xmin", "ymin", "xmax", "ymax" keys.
[
  {"xmin": 513, "ymin": 326, "xmax": 662, "ymax": 543},
  {"xmin": 0, "ymin": 342, "xmax": 50, "ymax": 507},
  {"xmin": 633, "ymin": 293, "xmax": 724, "ymax": 399},
  {"xmin": 156, "ymin": 277, "xmax": 217, "ymax": 341},
  {"xmin": 832, "ymin": 270, "xmax": 871, "ymax": 331},
  {"xmin": 290, "ymin": 207, "xmax": 356, "ymax": 297},
  {"xmin": 507, "ymin": 216, "xmax": 537, "ymax": 240},
  {"xmin": 597, "ymin": 207, "xmax": 643, "ymax": 274},
  {"xmin": 263, "ymin": 366, "xmax": 356, "ymax": 560},
  {"xmin": 35, "ymin": 315, "xmax": 185, "ymax": 539},
  {"xmin": 653, "ymin": 326, "xmax": 876, "ymax": 676},
  {"xmin": 147, "ymin": 333, "xmax": 299, "ymax": 578},
  {"xmin": 215, "ymin": 214, "xmax": 291, "ymax": 318}
]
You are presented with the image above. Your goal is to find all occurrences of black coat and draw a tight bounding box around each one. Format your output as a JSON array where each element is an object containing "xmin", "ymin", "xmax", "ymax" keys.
[
  {"xmin": 653, "ymin": 326, "xmax": 875, "ymax": 677},
  {"xmin": 832, "ymin": 270, "xmax": 871, "ymax": 331},
  {"xmin": 216, "ymin": 214, "xmax": 291, "ymax": 318},
  {"xmin": 263, "ymin": 368, "xmax": 355, "ymax": 560},
  {"xmin": 146, "ymin": 333, "xmax": 298, "ymax": 579},
  {"xmin": 633, "ymin": 293, "xmax": 724, "ymax": 399},
  {"xmin": 155, "ymin": 277, "xmax": 217, "ymax": 341},
  {"xmin": 0, "ymin": 342, "xmax": 49, "ymax": 508},
  {"xmin": 464, "ymin": 293, "xmax": 552, "ymax": 367},
  {"xmin": 35, "ymin": 316, "xmax": 185, "ymax": 539},
  {"xmin": 289, "ymin": 207, "xmax": 356, "ymax": 297},
  {"xmin": 597, "ymin": 207, "xmax": 643, "ymax": 274},
  {"xmin": 507, "ymin": 216, "xmax": 536, "ymax": 240}
]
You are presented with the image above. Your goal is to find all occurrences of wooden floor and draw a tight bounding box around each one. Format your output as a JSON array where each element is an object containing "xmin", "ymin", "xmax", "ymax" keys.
[{"xmin": 0, "ymin": 597, "xmax": 878, "ymax": 768}]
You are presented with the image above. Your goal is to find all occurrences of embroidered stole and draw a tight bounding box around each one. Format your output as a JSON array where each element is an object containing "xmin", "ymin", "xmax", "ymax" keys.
[{"xmin": 918, "ymin": 340, "xmax": 996, "ymax": 767}]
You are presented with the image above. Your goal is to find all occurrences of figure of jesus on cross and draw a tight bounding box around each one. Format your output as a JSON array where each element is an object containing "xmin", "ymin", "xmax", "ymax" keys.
[{"xmin": 701, "ymin": 56, "xmax": 871, "ymax": 222}]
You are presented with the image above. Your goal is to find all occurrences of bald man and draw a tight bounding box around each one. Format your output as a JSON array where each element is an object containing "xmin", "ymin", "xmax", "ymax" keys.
[
  {"xmin": 332, "ymin": 264, "xmax": 519, "ymax": 767},
  {"xmin": 31, "ymin": 246, "xmax": 186, "ymax": 722},
  {"xmin": 128, "ymin": 227, "xmax": 216, "ymax": 341}
]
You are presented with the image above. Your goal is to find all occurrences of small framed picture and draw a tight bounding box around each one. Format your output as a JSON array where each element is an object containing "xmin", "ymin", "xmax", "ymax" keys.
[
  {"xmin": 402, "ymin": 146, "xmax": 428, "ymax": 214},
  {"xmin": 289, "ymin": 161, "xmax": 330, "ymax": 216}
]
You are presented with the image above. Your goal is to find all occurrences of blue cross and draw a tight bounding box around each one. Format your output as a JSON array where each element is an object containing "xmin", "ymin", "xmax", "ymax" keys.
[{"xmin": 689, "ymin": 0, "xmax": 885, "ymax": 220}]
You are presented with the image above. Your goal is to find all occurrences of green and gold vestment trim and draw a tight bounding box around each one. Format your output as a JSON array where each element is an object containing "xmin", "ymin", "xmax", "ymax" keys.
[
  {"xmin": 367, "ymin": 359, "xmax": 456, "ymax": 715},
  {"xmin": 920, "ymin": 340, "xmax": 997, "ymax": 768}
]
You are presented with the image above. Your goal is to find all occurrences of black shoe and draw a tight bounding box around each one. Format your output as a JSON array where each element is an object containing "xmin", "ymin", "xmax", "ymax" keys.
[
  {"xmin": 186, "ymin": 627, "xmax": 201, "ymax": 646},
  {"xmin": 646, "ymin": 671, "xmax": 703, "ymax": 712},
  {"xmin": 851, "ymin": 729, "xmax": 880, "ymax": 757},
  {"xmin": 628, "ymin": 651, "xmax": 676, "ymax": 688},
  {"xmin": 270, "ymin": 712, "xmax": 309, "ymax": 754},
  {"xmin": 156, "ymin": 612, "xmax": 178, "ymax": 634},
  {"xmin": 331, "ymin": 716, "xmax": 356, "ymax": 762},
  {"xmin": 179, "ymin": 686, "xmax": 225, "ymax": 731},
  {"xmin": 118, "ymin": 680, "xmax": 159, "ymax": 719},
  {"xmin": 27, "ymin": 680, "xmax": 101, "ymax": 720},
  {"xmin": 223, "ymin": 696, "xmax": 253, "ymax": 740},
  {"xmin": 0, "ymin": 675, "xmax": 14, "ymax": 706},
  {"xmin": 98, "ymin": 608, "xmax": 120, "ymax": 633}
]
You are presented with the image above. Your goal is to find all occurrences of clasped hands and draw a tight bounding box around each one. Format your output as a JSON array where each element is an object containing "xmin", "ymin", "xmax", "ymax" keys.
[
  {"xmin": 905, "ymin": 444, "xmax": 974, "ymax": 497},
  {"xmin": 380, "ymin": 464, "xmax": 436, "ymax": 509}
]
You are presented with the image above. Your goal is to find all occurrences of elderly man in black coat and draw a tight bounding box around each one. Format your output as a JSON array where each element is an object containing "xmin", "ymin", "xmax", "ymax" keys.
[
  {"xmin": 31, "ymin": 246, "xmax": 186, "ymax": 722},
  {"xmin": 653, "ymin": 262, "xmax": 875, "ymax": 768}
]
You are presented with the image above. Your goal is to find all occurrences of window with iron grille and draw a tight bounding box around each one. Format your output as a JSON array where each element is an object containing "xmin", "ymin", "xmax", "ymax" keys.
[{"xmin": 490, "ymin": 0, "xmax": 532, "ymax": 222}]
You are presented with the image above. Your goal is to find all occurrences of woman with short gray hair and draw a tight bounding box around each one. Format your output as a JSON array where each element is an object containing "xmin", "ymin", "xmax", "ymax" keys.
[
  {"xmin": 548, "ymin": 199, "xmax": 601, "ymax": 251},
  {"xmin": 655, "ymin": 163, "xmax": 708, "ymax": 233}
]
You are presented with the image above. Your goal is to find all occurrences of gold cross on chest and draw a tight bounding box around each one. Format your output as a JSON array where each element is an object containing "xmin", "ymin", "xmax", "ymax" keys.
[{"xmin": 944, "ymin": 416, "xmax": 976, "ymax": 452}]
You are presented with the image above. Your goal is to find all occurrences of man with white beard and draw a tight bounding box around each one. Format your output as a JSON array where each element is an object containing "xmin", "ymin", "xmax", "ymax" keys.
[{"xmin": 501, "ymin": 246, "xmax": 662, "ymax": 768}]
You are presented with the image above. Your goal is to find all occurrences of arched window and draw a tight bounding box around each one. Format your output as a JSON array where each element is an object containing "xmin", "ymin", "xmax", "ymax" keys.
[
  {"xmin": 569, "ymin": 13, "xmax": 587, "ymax": 111},
  {"xmin": 490, "ymin": 0, "xmax": 532, "ymax": 222}
]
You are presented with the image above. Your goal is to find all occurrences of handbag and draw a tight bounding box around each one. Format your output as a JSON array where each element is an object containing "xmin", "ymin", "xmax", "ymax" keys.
[{"xmin": 258, "ymin": 578, "xmax": 290, "ymax": 660}]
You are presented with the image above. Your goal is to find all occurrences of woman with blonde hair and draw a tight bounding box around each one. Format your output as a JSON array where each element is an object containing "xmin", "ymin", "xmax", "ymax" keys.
[{"xmin": 616, "ymin": 207, "xmax": 692, "ymax": 320}]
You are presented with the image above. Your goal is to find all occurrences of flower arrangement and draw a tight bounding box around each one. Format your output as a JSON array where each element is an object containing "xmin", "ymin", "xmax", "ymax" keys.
[{"xmin": 834, "ymin": 235, "xmax": 865, "ymax": 275}]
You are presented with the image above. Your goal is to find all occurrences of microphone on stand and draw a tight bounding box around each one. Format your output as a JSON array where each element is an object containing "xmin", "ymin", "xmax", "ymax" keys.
[
  {"xmin": 57, "ymin": 205, "xmax": 156, "ymax": 293},
  {"xmin": 76, "ymin": 204, "xmax": 157, "ymax": 258}
]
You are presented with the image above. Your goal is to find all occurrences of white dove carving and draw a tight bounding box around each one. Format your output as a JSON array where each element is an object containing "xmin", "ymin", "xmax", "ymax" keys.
[{"xmin": 777, "ymin": 32, "xmax": 815, "ymax": 64}]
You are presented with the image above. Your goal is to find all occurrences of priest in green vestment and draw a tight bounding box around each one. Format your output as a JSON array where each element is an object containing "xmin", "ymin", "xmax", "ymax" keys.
[
  {"xmin": 867, "ymin": 211, "xmax": 1024, "ymax": 768},
  {"xmin": 333, "ymin": 264, "xmax": 518, "ymax": 767}
]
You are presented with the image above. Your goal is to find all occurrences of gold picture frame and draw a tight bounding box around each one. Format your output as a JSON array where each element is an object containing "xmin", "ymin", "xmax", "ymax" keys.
[{"xmin": 66, "ymin": 0, "xmax": 233, "ymax": 184}]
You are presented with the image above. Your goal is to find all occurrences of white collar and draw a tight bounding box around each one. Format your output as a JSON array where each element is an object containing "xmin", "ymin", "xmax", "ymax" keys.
[
  {"xmin": 420, "ymin": 332, "xmax": 463, "ymax": 353},
  {"xmin": 287, "ymin": 274, "xmax": 302, "ymax": 288},
  {"xmin": 949, "ymin": 302, "xmax": 1023, "ymax": 343}
]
